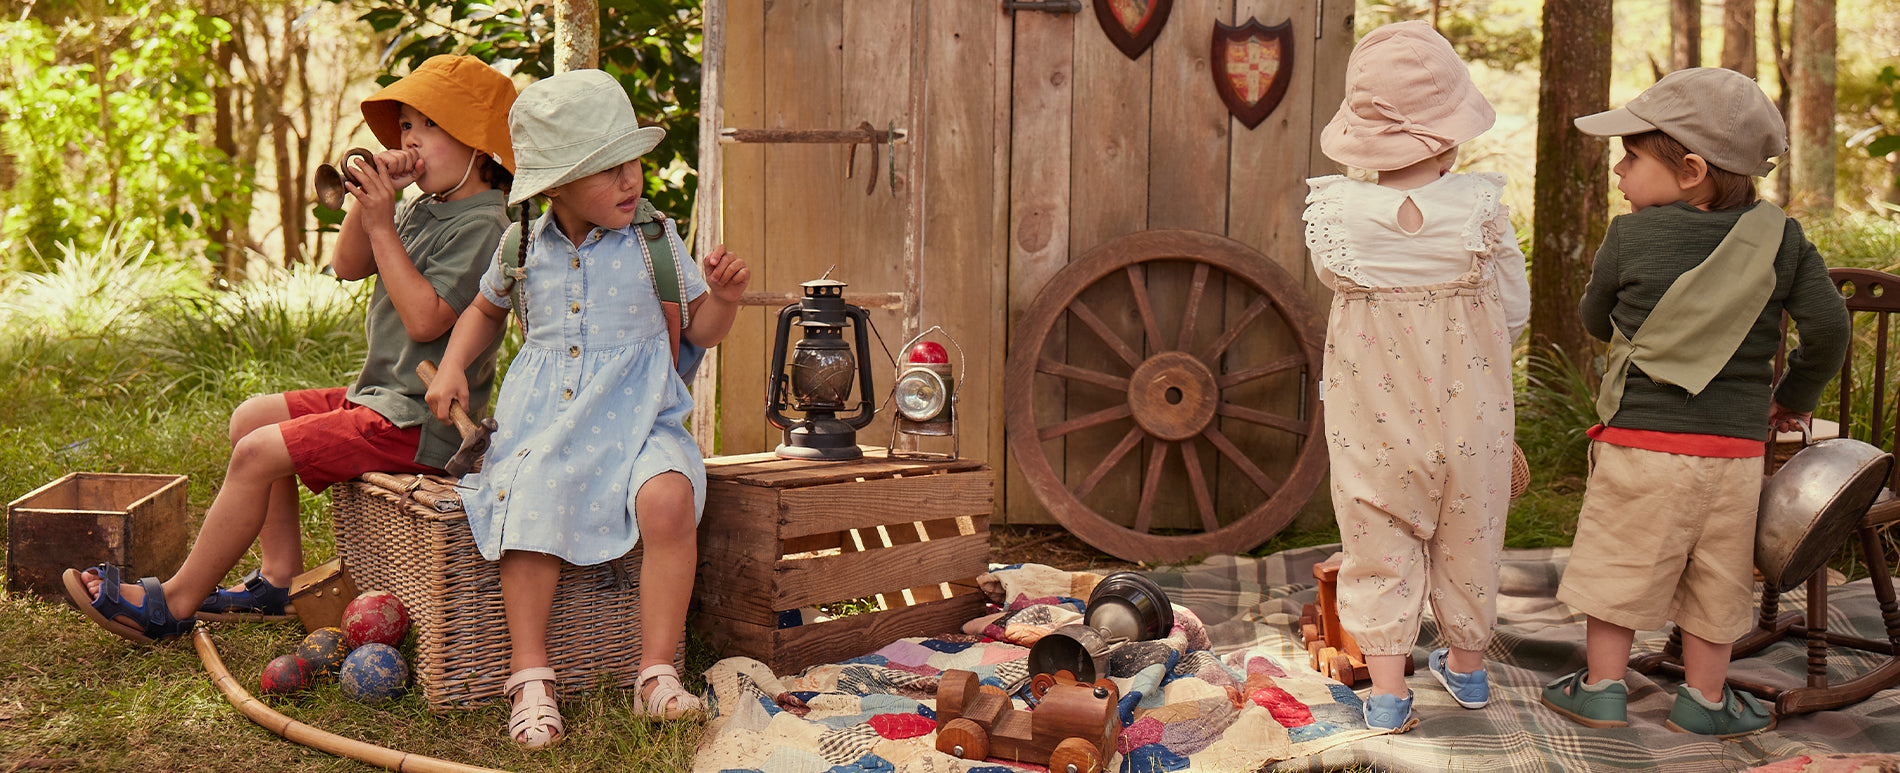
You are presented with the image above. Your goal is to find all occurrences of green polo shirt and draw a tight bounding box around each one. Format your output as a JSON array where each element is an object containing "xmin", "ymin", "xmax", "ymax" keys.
[{"xmin": 346, "ymin": 189, "xmax": 509, "ymax": 470}]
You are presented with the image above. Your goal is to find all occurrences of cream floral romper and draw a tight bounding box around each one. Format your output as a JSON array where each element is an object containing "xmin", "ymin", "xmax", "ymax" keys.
[{"xmin": 1302, "ymin": 172, "xmax": 1522, "ymax": 657}]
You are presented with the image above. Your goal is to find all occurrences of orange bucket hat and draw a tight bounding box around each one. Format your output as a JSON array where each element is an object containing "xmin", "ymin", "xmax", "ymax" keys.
[
  {"xmin": 1320, "ymin": 20, "xmax": 1496, "ymax": 171},
  {"xmin": 361, "ymin": 55, "xmax": 519, "ymax": 172}
]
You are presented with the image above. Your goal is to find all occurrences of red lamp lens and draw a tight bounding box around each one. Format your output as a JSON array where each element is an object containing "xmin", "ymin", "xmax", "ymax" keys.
[
  {"xmin": 904, "ymin": 341, "xmax": 950, "ymax": 362},
  {"xmin": 908, "ymin": 341, "xmax": 949, "ymax": 363}
]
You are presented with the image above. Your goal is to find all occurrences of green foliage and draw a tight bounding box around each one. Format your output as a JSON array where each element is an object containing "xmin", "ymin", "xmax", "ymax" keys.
[
  {"xmin": 1358, "ymin": 1, "xmax": 1540, "ymax": 72},
  {"xmin": 1867, "ymin": 66, "xmax": 1900, "ymax": 187},
  {"xmin": 328, "ymin": 0, "xmax": 704, "ymax": 226},
  {"xmin": 0, "ymin": 0, "xmax": 249, "ymax": 270}
]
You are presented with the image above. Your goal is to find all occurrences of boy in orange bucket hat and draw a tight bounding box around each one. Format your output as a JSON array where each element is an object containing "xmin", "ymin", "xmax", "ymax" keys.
[{"xmin": 63, "ymin": 56, "xmax": 518, "ymax": 645}]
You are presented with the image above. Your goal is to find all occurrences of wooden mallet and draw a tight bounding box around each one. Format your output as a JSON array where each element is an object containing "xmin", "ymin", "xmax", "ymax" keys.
[{"xmin": 415, "ymin": 360, "xmax": 497, "ymax": 477}]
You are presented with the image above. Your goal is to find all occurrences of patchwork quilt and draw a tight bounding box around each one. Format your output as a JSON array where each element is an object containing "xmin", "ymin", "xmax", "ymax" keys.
[{"xmin": 694, "ymin": 563, "xmax": 1386, "ymax": 772}]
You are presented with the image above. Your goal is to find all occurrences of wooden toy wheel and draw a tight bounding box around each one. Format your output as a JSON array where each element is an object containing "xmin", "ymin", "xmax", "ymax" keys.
[
  {"xmin": 1006, "ymin": 230, "xmax": 1327, "ymax": 563},
  {"xmin": 936, "ymin": 718, "xmax": 989, "ymax": 761},
  {"xmin": 1049, "ymin": 737, "xmax": 1105, "ymax": 773},
  {"xmin": 1330, "ymin": 652, "xmax": 1355, "ymax": 684}
]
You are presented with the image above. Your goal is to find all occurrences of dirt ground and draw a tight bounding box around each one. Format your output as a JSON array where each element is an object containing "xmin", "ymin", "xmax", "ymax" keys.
[{"xmin": 984, "ymin": 523, "xmax": 1145, "ymax": 574}]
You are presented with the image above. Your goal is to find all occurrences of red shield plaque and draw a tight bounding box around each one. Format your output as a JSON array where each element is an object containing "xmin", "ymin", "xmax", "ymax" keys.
[
  {"xmin": 1210, "ymin": 18, "xmax": 1295, "ymax": 130},
  {"xmin": 1093, "ymin": 0, "xmax": 1173, "ymax": 60}
]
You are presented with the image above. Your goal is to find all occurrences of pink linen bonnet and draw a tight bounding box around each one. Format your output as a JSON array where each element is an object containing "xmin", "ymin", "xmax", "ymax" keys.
[{"xmin": 1319, "ymin": 20, "xmax": 1496, "ymax": 172}]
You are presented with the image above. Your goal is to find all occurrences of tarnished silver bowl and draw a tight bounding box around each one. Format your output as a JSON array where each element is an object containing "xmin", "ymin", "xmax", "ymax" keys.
[{"xmin": 1757, "ymin": 437, "xmax": 1892, "ymax": 592}]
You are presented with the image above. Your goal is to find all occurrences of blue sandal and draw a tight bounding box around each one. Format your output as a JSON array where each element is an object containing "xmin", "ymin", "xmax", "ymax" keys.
[
  {"xmin": 61, "ymin": 564, "xmax": 195, "ymax": 645},
  {"xmin": 197, "ymin": 569, "xmax": 294, "ymax": 622}
]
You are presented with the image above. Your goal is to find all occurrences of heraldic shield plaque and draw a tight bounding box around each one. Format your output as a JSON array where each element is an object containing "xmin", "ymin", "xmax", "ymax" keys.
[
  {"xmin": 1093, "ymin": 0, "xmax": 1173, "ymax": 59},
  {"xmin": 1211, "ymin": 18, "xmax": 1295, "ymax": 129}
]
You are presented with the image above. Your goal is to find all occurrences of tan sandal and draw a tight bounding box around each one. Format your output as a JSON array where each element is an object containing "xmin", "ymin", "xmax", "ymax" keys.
[
  {"xmin": 504, "ymin": 667, "xmax": 564, "ymax": 749},
  {"xmin": 635, "ymin": 664, "xmax": 703, "ymax": 720}
]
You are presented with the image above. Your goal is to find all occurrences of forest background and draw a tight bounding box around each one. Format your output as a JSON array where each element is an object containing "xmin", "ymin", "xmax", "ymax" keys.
[{"xmin": 2, "ymin": 1, "xmax": 1900, "ymax": 770}]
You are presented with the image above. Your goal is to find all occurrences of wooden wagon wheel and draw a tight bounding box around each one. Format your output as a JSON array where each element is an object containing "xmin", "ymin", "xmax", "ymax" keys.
[{"xmin": 1006, "ymin": 229, "xmax": 1327, "ymax": 563}]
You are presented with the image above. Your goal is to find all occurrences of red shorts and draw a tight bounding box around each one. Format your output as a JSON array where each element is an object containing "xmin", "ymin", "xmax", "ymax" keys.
[{"xmin": 280, "ymin": 387, "xmax": 439, "ymax": 493}]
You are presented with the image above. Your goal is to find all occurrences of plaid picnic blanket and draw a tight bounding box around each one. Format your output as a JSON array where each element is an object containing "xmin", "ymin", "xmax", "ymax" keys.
[
  {"xmin": 1160, "ymin": 545, "xmax": 1900, "ymax": 772},
  {"xmin": 694, "ymin": 548, "xmax": 1900, "ymax": 772}
]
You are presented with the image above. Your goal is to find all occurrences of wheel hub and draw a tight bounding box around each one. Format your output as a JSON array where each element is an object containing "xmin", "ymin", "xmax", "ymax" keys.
[{"xmin": 1126, "ymin": 351, "xmax": 1218, "ymax": 441}]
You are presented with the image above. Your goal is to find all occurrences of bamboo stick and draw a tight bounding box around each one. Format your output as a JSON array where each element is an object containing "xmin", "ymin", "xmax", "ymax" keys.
[{"xmin": 193, "ymin": 629, "xmax": 509, "ymax": 773}]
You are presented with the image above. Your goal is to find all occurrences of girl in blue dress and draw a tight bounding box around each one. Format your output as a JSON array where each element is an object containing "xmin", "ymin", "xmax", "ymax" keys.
[{"xmin": 427, "ymin": 69, "xmax": 750, "ymax": 748}]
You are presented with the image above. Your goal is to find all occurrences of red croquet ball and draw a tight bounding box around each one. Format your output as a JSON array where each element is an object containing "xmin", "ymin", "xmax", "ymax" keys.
[
  {"xmin": 907, "ymin": 341, "xmax": 949, "ymax": 363},
  {"xmin": 260, "ymin": 654, "xmax": 314, "ymax": 695},
  {"xmin": 341, "ymin": 590, "xmax": 410, "ymax": 649}
]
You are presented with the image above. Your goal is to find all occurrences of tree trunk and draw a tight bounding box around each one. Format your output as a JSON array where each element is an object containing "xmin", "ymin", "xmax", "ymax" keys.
[
  {"xmin": 1720, "ymin": 0, "xmax": 1756, "ymax": 77},
  {"xmin": 212, "ymin": 23, "xmax": 243, "ymax": 282},
  {"xmin": 1771, "ymin": 0, "xmax": 1792, "ymax": 204},
  {"xmin": 554, "ymin": 0, "xmax": 600, "ymax": 73},
  {"xmin": 1532, "ymin": 0, "xmax": 1613, "ymax": 380},
  {"xmin": 1671, "ymin": 0, "xmax": 1701, "ymax": 71},
  {"xmin": 1789, "ymin": 0, "xmax": 1835, "ymax": 213}
]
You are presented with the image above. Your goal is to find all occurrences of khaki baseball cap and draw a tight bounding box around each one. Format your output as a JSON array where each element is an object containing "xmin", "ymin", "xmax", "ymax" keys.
[{"xmin": 1573, "ymin": 67, "xmax": 1787, "ymax": 177}]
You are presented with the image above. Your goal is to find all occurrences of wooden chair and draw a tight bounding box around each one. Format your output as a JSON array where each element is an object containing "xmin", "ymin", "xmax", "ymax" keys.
[{"xmin": 1633, "ymin": 267, "xmax": 1900, "ymax": 715}]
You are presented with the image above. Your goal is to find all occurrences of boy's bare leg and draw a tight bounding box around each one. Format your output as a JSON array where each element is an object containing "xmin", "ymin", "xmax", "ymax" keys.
[
  {"xmin": 80, "ymin": 425, "xmax": 298, "ymax": 621},
  {"xmin": 501, "ymin": 550, "xmax": 562, "ymax": 672},
  {"xmin": 1367, "ymin": 654, "xmax": 1410, "ymax": 697},
  {"xmin": 1680, "ymin": 631, "xmax": 1735, "ymax": 701},
  {"xmin": 229, "ymin": 394, "xmax": 303, "ymax": 589},
  {"xmin": 635, "ymin": 472, "xmax": 697, "ymax": 696},
  {"xmin": 1585, "ymin": 616, "xmax": 1637, "ymax": 684}
]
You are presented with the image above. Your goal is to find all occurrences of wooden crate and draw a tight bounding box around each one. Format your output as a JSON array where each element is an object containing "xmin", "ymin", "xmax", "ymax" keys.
[
  {"xmin": 330, "ymin": 472, "xmax": 681, "ymax": 712},
  {"xmin": 7, "ymin": 473, "xmax": 188, "ymax": 599},
  {"xmin": 696, "ymin": 450, "xmax": 993, "ymax": 675}
]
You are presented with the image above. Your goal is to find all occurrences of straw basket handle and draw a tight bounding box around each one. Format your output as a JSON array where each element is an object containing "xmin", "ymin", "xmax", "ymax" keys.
[{"xmin": 1509, "ymin": 443, "xmax": 1530, "ymax": 501}]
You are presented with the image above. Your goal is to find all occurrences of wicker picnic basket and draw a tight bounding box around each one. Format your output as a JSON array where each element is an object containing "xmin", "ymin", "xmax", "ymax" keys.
[
  {"xmin": 1510, "ymin": 442, "xmax": 1530, "ymax": 500},
  {"xmin": 329, "ymin": 471, "xmax": 680, "ymax": 711}
]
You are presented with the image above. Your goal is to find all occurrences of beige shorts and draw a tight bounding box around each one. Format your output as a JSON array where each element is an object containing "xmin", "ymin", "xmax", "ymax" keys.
[{"xmin": 1557, "ymin": 441, "xmax": 1762, "ymax": 644}]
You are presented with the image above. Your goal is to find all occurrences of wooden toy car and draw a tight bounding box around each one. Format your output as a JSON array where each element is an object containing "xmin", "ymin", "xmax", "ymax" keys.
[
  {"xmin": 934, "ymin": 669, "xmax": 1120, "ymax": 773},
  {"xmin": 1298, "ymin": 553, "xmax": 1412, "ymax": 685}
]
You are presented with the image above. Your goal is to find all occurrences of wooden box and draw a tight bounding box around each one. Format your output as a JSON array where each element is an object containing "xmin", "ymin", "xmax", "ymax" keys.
[
  {"xmin": 7, "ymin": 473, "xmax": 188, "ymax": 599},
  {"xmin": 287, "ymin": 557, "xmax": 359, "ymax": 634},
  {"xmin": 330, "ymin": 472, "xmax": 681, "ymax": 712},
  {"xmin": 696, "ymin": 450, "xmax": 993, "ymax": 675}
]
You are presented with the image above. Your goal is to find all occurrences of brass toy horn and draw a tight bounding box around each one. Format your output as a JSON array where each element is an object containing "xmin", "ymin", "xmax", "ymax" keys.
[{"xmin": 314, "ymin": 148, "xmax": 377, "ymax": 211}]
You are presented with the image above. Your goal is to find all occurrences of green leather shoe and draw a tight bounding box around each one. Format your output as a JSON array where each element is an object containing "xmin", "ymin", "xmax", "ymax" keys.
[
  {"xmin": 1540, "ymin": 668, "xmax": 1629, "ymax": 728},
  {"xmin": 1664, "ymin": 684, "xmax": 1776, "ymax": 738}
]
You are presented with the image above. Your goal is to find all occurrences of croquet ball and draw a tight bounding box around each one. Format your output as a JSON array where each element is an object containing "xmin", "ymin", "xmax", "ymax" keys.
[
  {"xmin": 259, "ymin": 654, "xmax": 314, "ymax": 695},
  {"xmin": 339, "ymin": 642, "xmax": 409, "ymax": 704},
  {"xmin": 296, "ymin": 627, "xmax": 351, "ymax": 677},
  {"xmin": 341, "ymin": 590, "xmax": 410, "ymax": 649}
]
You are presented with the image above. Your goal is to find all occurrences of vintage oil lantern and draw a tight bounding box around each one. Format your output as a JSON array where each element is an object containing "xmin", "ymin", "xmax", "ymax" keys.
[
  {"xmin": 766, "ymin": 277, "xmax": 877, "ymax": 461},
  {"xmin": 887, "ymin": 326, "xmax": 962, "ymax": 461}
]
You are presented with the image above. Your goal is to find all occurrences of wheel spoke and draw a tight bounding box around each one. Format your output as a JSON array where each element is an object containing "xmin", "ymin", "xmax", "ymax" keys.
[
  {"xmin": 1038, "ymin": 358, "xmax": 1130, "ymax": 391},
  {"xmin": 1178, "ymin": 439, "xmax": 1219, "ymax": 533},
  {"xmin": 1216, "ymin": 353, "xmax": 1305, "ymax": 389},
  {"xmin": 1216, "ymin": 402, "xmax": 1309, "ymax": 435},
  {"xmin": 1072, "ymin": 426, "xmax": 1145, "ymax": 500},
  {"xmin": 1038, "ymin": 403, "xmax": 1134, "ymax": 441},
  {"xmin": 1126, "ymin": 265, "xmax": 1164, "ymax": 354},
  {"xmin": 1177, "ymin": 263, "xmax": 1210, "ymax": 351},
  {"xmin": 1067, "ymin": 298, "xmax": 1144, "ymax": 369},
  {"xmin": 1132, "ymin": 441, "xmax": 1169, "ymax": 535},
  {"xmin": 1199, "ymin": 296, "xmax": 1271, "ymax": 364},
  {"xmin": 1203, "ymin": 425, "xmax": 1281, "ymax": 496}
]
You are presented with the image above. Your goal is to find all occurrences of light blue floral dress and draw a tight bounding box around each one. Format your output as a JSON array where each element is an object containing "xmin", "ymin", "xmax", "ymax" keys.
[{"xmin": 462, "ymin": 206, "xmax": 708, "ymax": 565}]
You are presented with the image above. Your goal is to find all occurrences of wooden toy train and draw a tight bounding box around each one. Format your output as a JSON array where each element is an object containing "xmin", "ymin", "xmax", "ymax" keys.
[{"xmin": 934, "ymin": 669, "xmax": 1120, "ymax": 773}]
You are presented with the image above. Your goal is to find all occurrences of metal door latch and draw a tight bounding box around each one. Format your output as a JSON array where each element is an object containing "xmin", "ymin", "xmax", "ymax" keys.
[{"xmin": 1003, "ymin": 0, "xmax": 1082, "ymax": 13}]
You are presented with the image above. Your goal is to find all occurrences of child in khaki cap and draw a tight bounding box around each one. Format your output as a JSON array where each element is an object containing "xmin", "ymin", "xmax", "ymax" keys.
[{"xmin": 1541, "ymin": 67, "xmax": 1849, "ymax": 737}]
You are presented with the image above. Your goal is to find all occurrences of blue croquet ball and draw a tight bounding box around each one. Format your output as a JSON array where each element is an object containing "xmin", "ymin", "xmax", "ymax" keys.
[
  {"xmin": 296, "ymin": 627, "xmax": 351, "ymax": 678},
  {"xmin": 339, "ymin": 642, "xmax": 409, "ymax": 704},
  {"xmin": 260, "ymin": 654, "xmax": 313, "ymax": 695}
]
